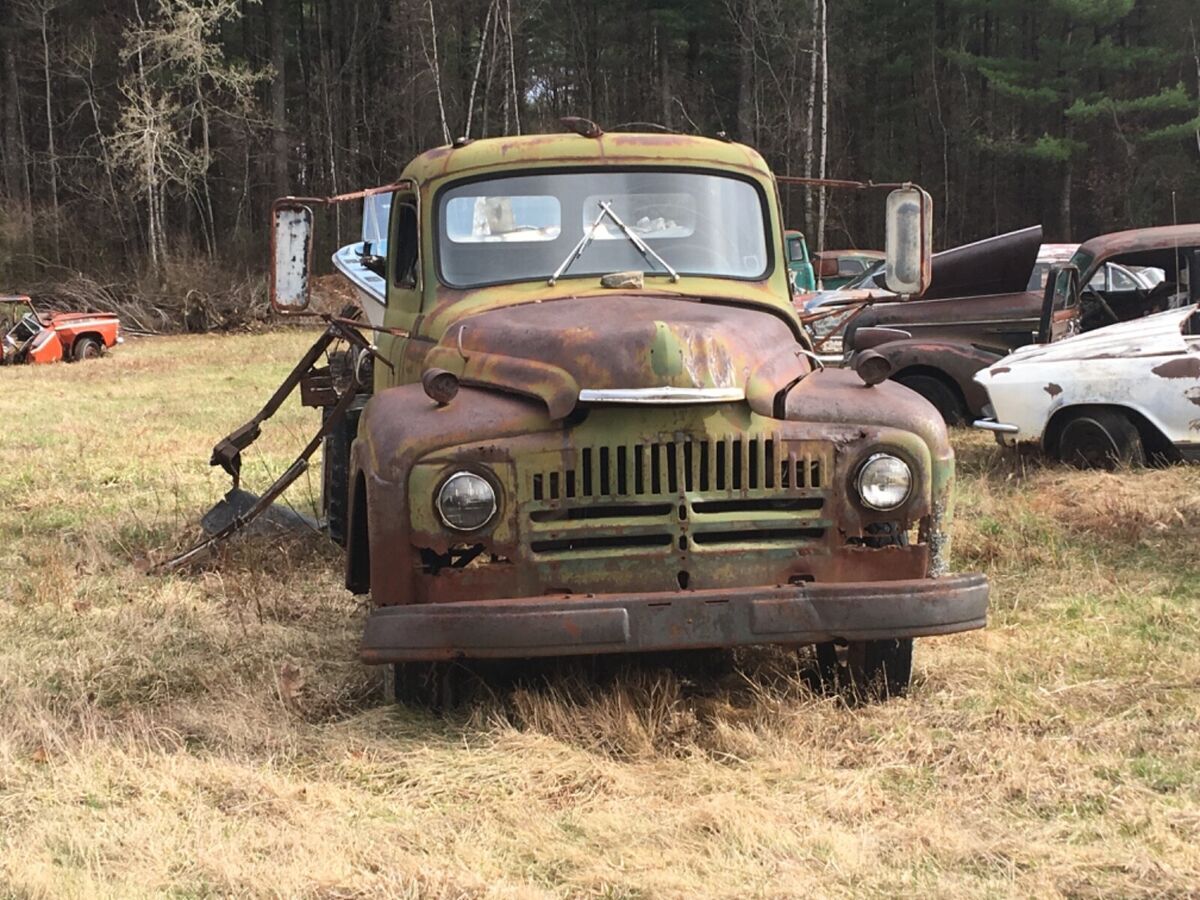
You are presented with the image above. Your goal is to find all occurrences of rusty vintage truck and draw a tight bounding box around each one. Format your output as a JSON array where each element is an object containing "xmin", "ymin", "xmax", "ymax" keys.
[{"xmin": 243, "ymin": 128, "xmax": 988, "ymax": 703}]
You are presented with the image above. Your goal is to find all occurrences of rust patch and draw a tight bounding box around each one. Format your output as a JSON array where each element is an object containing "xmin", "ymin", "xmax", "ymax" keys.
[
  {"xmin": 1185, "ymin": 387, "xmax": 1200, "ymax": 407},
  {"xmin": 990, "ymin": 366, "xmax": 1010, "ymax": 375},
  {"xmin": 1044, "ymin": 383, "xmax": 1063, "ymax": 397},
  {"xmin": 1152, "ymin": 358, "xmax": 1200, "ymax": 379}
]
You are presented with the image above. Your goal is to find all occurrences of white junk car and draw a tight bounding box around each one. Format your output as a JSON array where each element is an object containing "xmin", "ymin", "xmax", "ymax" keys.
[{"xmin": 974, "ymin": 305, "xmax": 1200, "ymax": 467}]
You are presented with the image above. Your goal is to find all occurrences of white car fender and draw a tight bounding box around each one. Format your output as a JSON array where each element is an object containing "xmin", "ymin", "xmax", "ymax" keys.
[{"xmin": 975, "ymin": 305, "xmax": 1200, "ymax": 448}]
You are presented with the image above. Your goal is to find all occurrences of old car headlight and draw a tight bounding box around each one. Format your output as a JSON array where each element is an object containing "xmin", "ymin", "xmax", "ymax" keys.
[
  {"xmin": 436, "ymin": 471, "xmax": 497, "ymax": 531},
  {"xmin": 856, "ymin": 453, "xmax": 912, "ymax": 510}
]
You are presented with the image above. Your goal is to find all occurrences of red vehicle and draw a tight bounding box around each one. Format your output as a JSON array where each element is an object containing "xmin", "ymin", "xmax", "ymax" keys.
[{"xmin": 0, "ymin": 295, "xmax": 121, "ymax": 365}]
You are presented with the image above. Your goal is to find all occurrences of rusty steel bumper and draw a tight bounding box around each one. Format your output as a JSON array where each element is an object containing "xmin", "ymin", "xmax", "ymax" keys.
[{"xmin": 360, "ymin": 574, "xmax": 989, "ymax": 663}]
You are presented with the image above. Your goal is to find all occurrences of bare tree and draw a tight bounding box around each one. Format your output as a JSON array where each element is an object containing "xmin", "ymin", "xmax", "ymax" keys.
[
  {"xmin": 815, "ymin": 0, "xmax": 828, "ymax": 252},
  {"xmin": 108, "ymin": 0, "xmax": 265, "ymax": 271},
  {"xmin": 266, "ymin": 0, "xmax": 288, "ymax": 197},
  {"xmin": 19, "ymin": 0, "xmax": 66, "ymax": 263},
  {"xmin": 423, "ymin": 0, "xmax": 451, "ymax": 144}
]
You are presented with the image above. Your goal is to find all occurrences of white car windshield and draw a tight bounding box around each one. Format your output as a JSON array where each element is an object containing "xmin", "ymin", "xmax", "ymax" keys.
[{"xmin": 436, "ymin": 170, "xmax": 770, "ymax": 288}]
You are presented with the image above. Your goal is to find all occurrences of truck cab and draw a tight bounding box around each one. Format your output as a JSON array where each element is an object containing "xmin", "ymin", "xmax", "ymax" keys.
[
  {"xmin": 271, "ymin": 130, "xmax": 988, "ymax": 700},
  {"xmin": 784, "ymin": 229, "xmax": 816, "ymax": 292}
]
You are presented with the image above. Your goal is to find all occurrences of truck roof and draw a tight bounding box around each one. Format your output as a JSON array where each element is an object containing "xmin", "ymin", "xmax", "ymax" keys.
[
  {"xmin": 1078, "ymin": 224, "xmax": 1200, "ymax": 262},
  {"xmin": 399, "ymin": 131, "xmax": 774, "ymax": 187}
]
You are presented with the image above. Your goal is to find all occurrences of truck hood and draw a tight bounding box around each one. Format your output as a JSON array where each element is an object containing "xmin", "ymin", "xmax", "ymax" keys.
[
  {"xmin": 422, "ymin": 293, "xmax": 812, "ymax": 419},
  {"xmin": 977, "ymin": 304, "xmax": 1197, "ymax": 381}
]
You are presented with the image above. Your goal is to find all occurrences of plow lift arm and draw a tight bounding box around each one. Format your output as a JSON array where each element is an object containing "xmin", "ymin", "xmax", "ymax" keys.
[
  {"xmin": 159, "ymin": 311, "xmax": 393, "ymax": 571},
  {"xmin": 160, "ymin": 181, "xmax": 415, "ymax": 571}
]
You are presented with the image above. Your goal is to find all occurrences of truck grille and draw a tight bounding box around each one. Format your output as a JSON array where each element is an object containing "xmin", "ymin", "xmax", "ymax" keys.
[
  {"xmin": 520, "ymin": 434, "xmax": 832, "ymax": 556},
  {"xmin": 528, "ymin": 435, "xmax": 824, "ymax": 501}
]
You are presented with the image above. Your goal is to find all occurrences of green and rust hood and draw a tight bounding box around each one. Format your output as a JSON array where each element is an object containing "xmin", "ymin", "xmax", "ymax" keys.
[{"xmin": 422, "ymin": 293, "xmax": 813, "ymax": 420}]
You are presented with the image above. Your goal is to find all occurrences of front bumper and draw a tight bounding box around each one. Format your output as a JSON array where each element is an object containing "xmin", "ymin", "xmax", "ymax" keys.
[
  {"xmin": 972, "ymin": 417, "xmax": 1019, "ymax": 435},
  {"xmin": 360, "ymin": 573, "xmax": 989, "ymax": 662}
]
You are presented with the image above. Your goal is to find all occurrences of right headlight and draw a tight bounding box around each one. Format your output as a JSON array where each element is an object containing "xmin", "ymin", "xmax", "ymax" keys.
[
  {"xmin": 436, "ymin": 471, "xmax": 497, "ymax": 531},
  {"xmin": 856, "ymin": 452, "xmax": 912, "ymax": 511}
]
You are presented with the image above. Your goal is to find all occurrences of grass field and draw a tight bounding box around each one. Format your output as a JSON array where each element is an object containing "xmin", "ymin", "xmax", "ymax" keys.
[{"xmin": 1, "ymin": 331, "xmax": 1199, "ymax": 898}]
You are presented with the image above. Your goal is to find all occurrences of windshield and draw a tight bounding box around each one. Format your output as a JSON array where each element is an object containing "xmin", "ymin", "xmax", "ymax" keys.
[
  {"xmin": 843, "ymin": 259, "xmax": 886, "ymax": 290},
  {"xmin": 361, "ymin": 193, "xmax": 391, "ymax": 246},
  {"xmin": 436, "ymin": 170, "xmax": 771, "ymax": 288}
]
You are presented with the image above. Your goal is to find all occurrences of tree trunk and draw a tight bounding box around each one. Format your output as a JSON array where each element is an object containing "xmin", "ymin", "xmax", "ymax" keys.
[
  {"xmin": 802, "ymin": 0, "xmax": 818, "ymax": 230},
  {"xmin": 39, "ymin": 6, "xmax": 61, "ymax": 264},
  {"xmin": 816, "ymin": 0, "xmax": 828, "ymax": 253},
  {"xmin": 1060, "ymin": 156, "xmax": 1073, "ymax": 240},
  {"xmin": 2, "ymin": 39, "xmax": 30, "ymax": 219},
  {"xmin": 266, "ymin": 0, "xmax": 289, "ymax": 197},
  {"xmin": 736, "ymin": 0, "xmax": 754, "ymax": 143}
]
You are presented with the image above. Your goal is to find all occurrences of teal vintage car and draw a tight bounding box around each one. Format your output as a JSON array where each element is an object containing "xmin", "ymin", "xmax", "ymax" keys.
[{"xmin": 785, "ymin": 229, "xmax": 816, "ymax": 292}]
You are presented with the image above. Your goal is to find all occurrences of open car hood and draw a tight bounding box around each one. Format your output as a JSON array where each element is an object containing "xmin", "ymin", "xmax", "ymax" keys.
[
  {"xmin": 423, "ymin": 293, "xmax": 812, "ymax": 419},
  {"xmin": 920, "ymin": 225, "xmax": 1042, "ymax": 300},
  {"xmin": 808, "ymin": 225, "xmax": 1042, "ymax": 307}
]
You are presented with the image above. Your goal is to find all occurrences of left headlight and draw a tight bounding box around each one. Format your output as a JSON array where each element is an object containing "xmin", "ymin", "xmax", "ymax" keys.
[
  {"xmin": 436, "ymin": 471, "xmax": 497, "ymax": 531},
  {"xmin": 856, "ymin": 452, "xmax": 912, "ymax": 511}
]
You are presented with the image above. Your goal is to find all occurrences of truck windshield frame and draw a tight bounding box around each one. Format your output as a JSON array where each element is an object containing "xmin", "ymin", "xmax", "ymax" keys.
[{"xmin": 433, "ymin": 167, "xmax": 774, "ymax": 289}]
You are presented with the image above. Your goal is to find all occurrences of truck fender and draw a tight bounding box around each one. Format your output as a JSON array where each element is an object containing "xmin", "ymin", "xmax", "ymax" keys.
[
  {"xmin": 344, "ymin": 383, "xmax": 552, "ymax": 603},
  {"xmin": 870, "ymin": 338, "xmax": 1003, "ymax": 417}
]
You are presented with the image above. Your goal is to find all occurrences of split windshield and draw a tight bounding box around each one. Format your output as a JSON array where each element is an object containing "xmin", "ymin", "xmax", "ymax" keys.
[{"xmin": 436, "ymin": 170, "xmax": 770, "ymax": 288}]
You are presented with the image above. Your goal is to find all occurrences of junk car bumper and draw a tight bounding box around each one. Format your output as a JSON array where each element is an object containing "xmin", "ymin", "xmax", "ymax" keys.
[
  {"xmin": 360, "ymin": 573, "xmax": 989, "ymax": 662},
  {"xmin": 973, "ymin": 417, "xmax": 1019, "ymax": 434}
]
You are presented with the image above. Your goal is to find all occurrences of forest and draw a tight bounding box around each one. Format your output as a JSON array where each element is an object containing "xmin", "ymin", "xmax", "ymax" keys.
[{"xmin": 1, "ymin": 0, "xmax": 1198, "ymax": 305}]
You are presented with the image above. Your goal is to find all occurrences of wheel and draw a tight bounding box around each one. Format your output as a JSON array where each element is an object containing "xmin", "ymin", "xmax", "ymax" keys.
[
  {"xmin": 386, "ymin": 661, "xmax": 469, "ymax": 711},
  {"xmin": 1056, "ymin": 408, "xmax": 1144, "ymax": 470},
  {"xmin": 815, "ymin": 638, "xmax": 913, "ymax": 700},
  {"xmin": 322, "ymin": 404, "xmax": 361, "ymax": 546},
  {"xmin": 72, "ymin": 336, "xmax": 103, "ymax": 361},
  {"xmin": 895, "ymin": 374, "xmax": 966, "ymax": 425}
]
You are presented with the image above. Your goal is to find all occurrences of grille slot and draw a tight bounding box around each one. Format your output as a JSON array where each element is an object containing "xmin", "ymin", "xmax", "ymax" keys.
[
  {"xmin": 691, "ymin": 497, "xmax": 825, "ymax": 514},
  {"xmin": 531, "ymin": 534, "xmax": 673, "ymax": 554},
  {"xmin": 530, "ymin": 503, "xmax": 673, "ymax": 523},
  {"xmin": 529, "ymin": 435, "xmax": 825, "ymax": 500},
  {"xmin": 691, "ymin": 527, "xmax": 826, "ymax": 546}
]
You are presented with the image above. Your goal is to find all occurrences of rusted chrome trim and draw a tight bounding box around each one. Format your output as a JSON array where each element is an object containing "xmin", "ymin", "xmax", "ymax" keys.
[
  {"xmin": 973, "ymin": 418, "xmax": 1019, "ymax": 434},
  {"xmin": 577, "ymin": 386, "xmax": 745, "ymax": 404}
]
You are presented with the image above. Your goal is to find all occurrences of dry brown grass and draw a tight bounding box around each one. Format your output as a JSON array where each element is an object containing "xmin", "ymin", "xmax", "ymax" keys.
[{"xmin": 1, "ymin": 333, "xmax": 1199, "ymax": 898}]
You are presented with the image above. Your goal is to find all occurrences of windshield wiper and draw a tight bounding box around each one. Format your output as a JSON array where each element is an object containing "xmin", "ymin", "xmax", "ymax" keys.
[
  {"xmin": 548, "ymin": 205, "xmax": 609, "ymax": 285},
  {"xmin": 596, "ymin": 201, "xmax": 679, "ymax": 282},
  {"xmin": 548, "ymin": 200, "xmax": 680, "ymax": 285}
]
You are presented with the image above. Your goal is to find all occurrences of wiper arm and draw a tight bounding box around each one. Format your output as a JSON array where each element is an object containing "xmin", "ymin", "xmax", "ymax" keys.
[
  {"xmin": 548, "ymin": 200, "xmax": 681, "ymax": 286},
  {"xmin": 597, "ymin": 201, "xmax": 679, "ymax": 282},
  {"xmin": 548, "ymin": 205, "xmax": 608, "ymax": 285}
]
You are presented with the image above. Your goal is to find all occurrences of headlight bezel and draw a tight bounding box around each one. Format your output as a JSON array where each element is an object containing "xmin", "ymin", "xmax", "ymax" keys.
[
  {"xmin": 854, "ymin": 451, "xmax": 914, "ymax": 512},
  {"xmin": 435, "ymin": 469, "xmax": 499, "ymax": 532}
]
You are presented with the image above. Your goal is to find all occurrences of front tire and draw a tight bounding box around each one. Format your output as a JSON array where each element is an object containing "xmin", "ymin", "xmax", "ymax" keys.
[
  {"xmin": 1056, "ymin": 408, "xmax": 1144, "ymax": 469},
  {"xmin": 384, "ymin": 662, "xmax": 469, "ymax": 711},
  {"xmin": 895, "ymin": 373, "xmax": 966, "ymax": 425},
  {"xmin": 72, "ymin": 336, "xmax": 103, "ymax": 361},
  {"xmin": 815, "ymin": 638, "xmax": 913, "ymax": 700}
]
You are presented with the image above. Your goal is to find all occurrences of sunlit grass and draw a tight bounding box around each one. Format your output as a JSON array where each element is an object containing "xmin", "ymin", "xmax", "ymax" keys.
[{"xmin": 1, "ymin": 334, "xmax": 1198, "ymax": 897}]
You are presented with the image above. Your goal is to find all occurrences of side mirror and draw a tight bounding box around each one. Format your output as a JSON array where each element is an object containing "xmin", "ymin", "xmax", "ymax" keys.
[
  {"xmin": 270, "ymin": 201, "xmax": 314, "ymax": 312},
  {"xmin": 884, "ymin": 185, "xmax": 932, "ymax": 296},
  {"xmin": 816, "ymin": 256, "xmax": 840, "ymax": 279}
]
